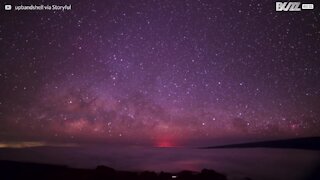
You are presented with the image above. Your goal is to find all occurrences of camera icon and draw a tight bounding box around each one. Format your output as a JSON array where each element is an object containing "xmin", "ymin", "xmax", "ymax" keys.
[{"xmin": 5, "ymin": 4, "xmax": 12, "ymax": 10}]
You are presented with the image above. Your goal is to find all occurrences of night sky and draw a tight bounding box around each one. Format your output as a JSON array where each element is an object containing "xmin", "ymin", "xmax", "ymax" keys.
[{"xmin": 0, "ymin": 0, "xmax": 319, "ymax": 147}]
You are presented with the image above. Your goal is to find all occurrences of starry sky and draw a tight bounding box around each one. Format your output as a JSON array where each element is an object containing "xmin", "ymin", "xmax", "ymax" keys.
[{"xmin": 0, "ymin": 0, "xmax": 319, "ymax": 147}]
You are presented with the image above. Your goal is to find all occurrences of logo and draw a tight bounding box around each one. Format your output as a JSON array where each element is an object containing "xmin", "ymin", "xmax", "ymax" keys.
[
  {"xmin": 275, "ymin": 2, "xmax": 314, "ymax": 11},
  {"xmin": 4, "ymin": 4, "xmax": 12, "ymax": 10}
]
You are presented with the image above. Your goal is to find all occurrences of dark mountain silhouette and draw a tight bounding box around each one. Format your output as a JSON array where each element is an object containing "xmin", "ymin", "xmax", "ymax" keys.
[
  {"xmin": 0, "ymin": 160, "xmax": 251, "ymax": 180},
  {"xmin": 201, "ymin": 136, "xmax": 320, "ymax": 150}
]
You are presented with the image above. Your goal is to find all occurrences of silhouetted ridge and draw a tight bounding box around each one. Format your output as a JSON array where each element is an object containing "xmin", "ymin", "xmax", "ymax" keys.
[{"xmin": 201, "ymin": 136, "xmax": 320, "ymax": 150}]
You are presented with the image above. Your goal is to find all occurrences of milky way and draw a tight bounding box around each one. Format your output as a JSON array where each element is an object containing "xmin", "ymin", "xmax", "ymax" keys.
[{"xmin": 0, "ymin": 0, "xmax": 319, "ymax": 146}]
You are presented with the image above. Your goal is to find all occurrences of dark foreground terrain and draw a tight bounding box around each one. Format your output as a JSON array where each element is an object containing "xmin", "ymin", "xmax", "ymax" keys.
[{"xmin": 0, "ymin": 160, "xmax": 251, "ymax": 180}]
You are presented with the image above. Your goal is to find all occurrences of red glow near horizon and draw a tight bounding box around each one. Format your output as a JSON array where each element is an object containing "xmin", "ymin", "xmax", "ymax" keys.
[{"xmin": 155, "ymin": 139, "xmax": 176, "ymax": 148}]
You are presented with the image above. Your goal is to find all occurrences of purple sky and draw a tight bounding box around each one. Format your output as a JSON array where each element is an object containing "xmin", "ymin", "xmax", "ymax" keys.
[{"xmin": 0, "ymin": 0, "xmax": 319, "ymax": 147}]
